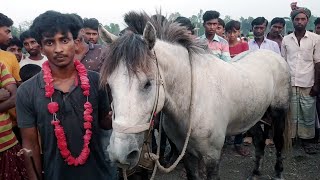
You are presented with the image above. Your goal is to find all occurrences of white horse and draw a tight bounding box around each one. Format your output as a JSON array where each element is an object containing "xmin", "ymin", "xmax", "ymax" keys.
[{"xmin": 99, "ymin": 13, "xmax": 291, "ymax": 180}]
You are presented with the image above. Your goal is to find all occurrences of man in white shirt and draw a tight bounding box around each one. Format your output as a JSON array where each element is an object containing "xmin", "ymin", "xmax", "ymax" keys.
[
  {"xmin": 19, "ymin": 30, "xmax": 47, "ymax": 68},
  {"xmin": 248, "ymin": 17, "xmax": 281, "ymax": 54}
]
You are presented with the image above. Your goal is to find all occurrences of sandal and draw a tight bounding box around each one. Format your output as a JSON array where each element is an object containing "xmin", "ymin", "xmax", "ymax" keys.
[{"xmin": 303, "ymin": 144, "xmax": 317, "ymax": 154}]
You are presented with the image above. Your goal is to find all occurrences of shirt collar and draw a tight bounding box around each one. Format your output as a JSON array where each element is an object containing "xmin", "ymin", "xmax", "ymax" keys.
[
  {"xmin": 202, "ymin": 33, "xmax": 220, "ymax": 42},
  {"xmin": 289, "ymin": 30, "xmax": 311, "ymax": 39},
  {"xmin": 252, "ymin": 37, "xmax": 267, "ymax": 44}
]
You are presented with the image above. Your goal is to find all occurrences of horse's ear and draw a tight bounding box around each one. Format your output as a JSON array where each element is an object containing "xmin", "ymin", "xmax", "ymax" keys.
[
  {"xmin": 98, "ymin": 24, "xmax": 118, "ymax": 43},
  {"xmin": 143, "ymin": 21, "xmax": 156, "ymax": 50}
]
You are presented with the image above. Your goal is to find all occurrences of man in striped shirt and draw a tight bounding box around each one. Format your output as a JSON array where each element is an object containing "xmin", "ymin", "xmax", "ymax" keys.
[
  {"xmin": 0, "ymin": 12, "xmax": 28, "ymax": 179},
  {"xmin": 201, "ymin": 10, "xmax": 231, "ymax": 62}
]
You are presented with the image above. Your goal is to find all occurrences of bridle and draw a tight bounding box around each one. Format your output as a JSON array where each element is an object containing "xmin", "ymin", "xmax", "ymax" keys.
[
  {"xmin": 111, "ymin": 49, "xmax": 164, "ymax": 135},
  {"xmin": 111, "ymin": 46, "xmax": 193, "ymax": 180}
]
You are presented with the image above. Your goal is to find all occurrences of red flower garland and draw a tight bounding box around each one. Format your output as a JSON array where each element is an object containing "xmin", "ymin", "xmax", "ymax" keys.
[{"xmin": 42, "ymin": 60, "xmax": 93, "ymax": 166}]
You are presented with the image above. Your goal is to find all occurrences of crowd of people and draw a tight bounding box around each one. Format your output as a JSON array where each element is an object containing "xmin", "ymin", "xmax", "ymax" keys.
[{"xmin": 0, "ymin": 1, "xmax": 319, "ymax": 180}]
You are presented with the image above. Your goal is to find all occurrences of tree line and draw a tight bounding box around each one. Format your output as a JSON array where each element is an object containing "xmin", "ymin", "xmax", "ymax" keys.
[{"xmin": 11, "ymin": 10, "xmax": 318, "ymax": 38}]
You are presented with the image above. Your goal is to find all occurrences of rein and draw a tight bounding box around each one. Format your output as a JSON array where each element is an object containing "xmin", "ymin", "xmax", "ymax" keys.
[{"xmin": 113, "ymin": 49, "xmax": 193, "ymax": 180}]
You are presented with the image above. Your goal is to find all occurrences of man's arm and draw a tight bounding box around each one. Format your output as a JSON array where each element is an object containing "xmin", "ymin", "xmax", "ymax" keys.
[
  {"xmin": 280, "ymin": 40, "xmax": 287, "ymax": 60},
  {"xmin": 0, "ymin": 84, "xmax": 16, "ymax": 112},
  {"xmin": 20, "ymin": 127, "xmax": 42, "ymax": 180},
  {"xmin": 98, "ymin": 88, "xmax": 112, "ymax": 130},
  {"xmin": 310, "ymin": 36, "xmax": 320, "ymax": 96},
  {"xmin": 0, "ymin": 88, "xmax": 10, "ymax": 101},
  {"xmin": 273, "ymin": 42, "xmax": 281, "ymax": 54}
]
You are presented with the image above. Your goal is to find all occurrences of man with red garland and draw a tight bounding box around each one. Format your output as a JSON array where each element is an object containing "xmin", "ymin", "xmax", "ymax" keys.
[{"xmin": 16, "ymin": 11, "xmax": 113, "ymax": 180}]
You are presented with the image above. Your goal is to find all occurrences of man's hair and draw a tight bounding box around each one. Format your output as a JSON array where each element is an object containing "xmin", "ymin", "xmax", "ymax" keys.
[
  {"xmin": 225, "ymin": 20, "xmax": 241, "ymax": 32},
  {"xmin": 8, "ymin": 36, "xmax": 23, "ymax": 48},
  {"xmin": 20, "ymin": 30, "xmax": 34, "ymax": 43},
  {"xmin": 270, "ymin": 17, "xmax": 285, "ymax": 27},
  {"xmin": 29, "ymin": 11, "xmax": 82, "ymax": 44},
  {"xmin": 19, "ymin": 64, "xmax": 41, "ymax": 82},
  {"xmin": 315, "ymin": 18, "xmax": 320, "ymax": 26},
  {"xmin": 251, "ymin": 17, "xmax": 268, "ymax": 27},
  {"xmin": 217, "ymin": 18, "xmax": 225, "ymax": 28},
  {"xmin": 83, "ymin": 18, "xmax": 99, "ymax": 31},
  {"xmin": 0, "ymin": 13, "xmax": 13, "ymax": 27},
  {"xmin": 70, "ymin": 13, "xmax": 84, "ymax": 28},
  {"xmin": 203, "ymin": 11, "xmax": 220, "ymax": 23},
  {"xmin": 175, "ymin": 16, "xmax": 195, "ymax": 34}
]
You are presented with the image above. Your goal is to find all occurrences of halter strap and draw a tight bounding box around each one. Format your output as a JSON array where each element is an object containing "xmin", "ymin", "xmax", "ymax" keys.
[{"xmin": 112, "ymin": 50, "xmax": 164, "ymax": 134}]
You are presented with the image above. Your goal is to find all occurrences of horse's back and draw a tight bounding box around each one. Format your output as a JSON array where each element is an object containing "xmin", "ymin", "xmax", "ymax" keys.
[
  {"xmin": 232, "ymin": 50, "xmax": 290, "ymax": 109},
  {"xmin": 192, "ymin": 49, "xmax": 290, "ymax": 134}
]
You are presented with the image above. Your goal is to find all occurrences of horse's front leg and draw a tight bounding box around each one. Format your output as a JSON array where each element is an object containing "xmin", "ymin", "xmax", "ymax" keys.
[
  {"xmin": 248, "ymin": 122, "xmax": 267, "ymax": 180},
  {"xmin": 204, "ymin": 157, "xmax": 221, "ymax": 180},
  {"xmin": 271, "ymin": 109, "xmax": 286, "ymax": 180},
  {"xmin": 183, "ymin": 152, "xmax": 202, "ymax": 180}
]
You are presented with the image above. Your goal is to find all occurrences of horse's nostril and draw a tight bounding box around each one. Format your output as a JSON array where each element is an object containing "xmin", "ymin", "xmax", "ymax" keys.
[{"xmin": 127, "ymin": 150, "xmax": 139, "ymax": 161}]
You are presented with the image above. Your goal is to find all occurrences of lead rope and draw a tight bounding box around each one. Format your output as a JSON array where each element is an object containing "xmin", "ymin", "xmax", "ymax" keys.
[{"xmin": 148, "ymin": 53, "xmax": 194, "ymax": 179}]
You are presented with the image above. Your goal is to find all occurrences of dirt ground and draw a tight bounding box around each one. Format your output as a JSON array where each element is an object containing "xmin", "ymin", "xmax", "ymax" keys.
[{"xmin": 155, "ymin": 142, "xmax": 320, "ymax": 180}]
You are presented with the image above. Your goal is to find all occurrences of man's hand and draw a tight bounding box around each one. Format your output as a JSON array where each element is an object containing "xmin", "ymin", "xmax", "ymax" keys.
[
  {"xmin": 0, "ymin": 88, "xmax": 10, "ymax": 101},
  {"xmin": 291, "ymin": 2, "xmax": 298, "ymax": 10},
  {"xmin": 99, "ymin": 111, "xmax": 113, "ymax": 130},
  {"xmin": 310, "ymin": 85, "xmax": 319, "ymax": 97}
]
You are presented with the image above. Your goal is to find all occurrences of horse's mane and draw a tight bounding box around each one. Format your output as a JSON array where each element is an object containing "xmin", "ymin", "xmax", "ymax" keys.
[{"xmin": 100, "ymin": 11, "xmax": 207, "ymax": 85}]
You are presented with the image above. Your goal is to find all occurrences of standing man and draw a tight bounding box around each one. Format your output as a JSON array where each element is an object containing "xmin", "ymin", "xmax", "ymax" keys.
[
  {"xmin": 282, "ymin": 6, "xmax": 320, "ymax": 154},
  {"xmin": 6, "ymin": 36, "xmax": 23, "ymax": 62},
  {"xmin": 0, "ymin": 12, "xmax": 28, "ymax": 180},
  {"xmin": 249, "ymin": 17, "xmax": 281, "ymax": 54},
  {"xmin": 216, "ymin": 18, "xmax": 226, "ymax": 39},
  {"xmin": 201, "ymin": 10, "xmax": 231, "ymax": 62},
  {"xmin": 72, "ymin": 15, "xmax": 109, "ymax": 72},
  {"xmin": 267, "ymin": 17, "xmax": 285, "ymax": 49},
  {"xmin": 16, "ymin": 11, "xmax": 114, "ymax": 179},
  {"xmin": 315, "ymin": 18, "xmax": 320, "ymax": 35},
  {"xmin": 225, "ymin": 20, "xmax": 250, "ymax": 156},
  {"xmin": 19, "ymin": 30, "xmax": 47, "ymax": 68},
  {"xmin": 83, "ymin": 18, "xmax": 100, "ymax": 44}
]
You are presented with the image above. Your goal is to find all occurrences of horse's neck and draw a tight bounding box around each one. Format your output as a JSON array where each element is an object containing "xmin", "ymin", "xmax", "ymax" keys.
[{"xmin": 155, "ymin": 41, "xmax": 192, "ymax": 121}]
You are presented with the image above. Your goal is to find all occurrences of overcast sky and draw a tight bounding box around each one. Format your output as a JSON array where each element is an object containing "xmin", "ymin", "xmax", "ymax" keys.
[{"xmin": 1, "ymin": 0, "xmax": 319, "ymax": 28}]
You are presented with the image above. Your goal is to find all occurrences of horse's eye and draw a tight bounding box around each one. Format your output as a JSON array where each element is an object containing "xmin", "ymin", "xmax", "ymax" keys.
[{"xmin": 144, "ymin": 81, "xmax": 151, "ymax": 89}]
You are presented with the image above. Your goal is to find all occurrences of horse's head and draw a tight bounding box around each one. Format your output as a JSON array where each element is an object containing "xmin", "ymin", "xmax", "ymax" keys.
[{"xmin": 99, "ymin": 22, "xmax": 165, "ymax": 169}]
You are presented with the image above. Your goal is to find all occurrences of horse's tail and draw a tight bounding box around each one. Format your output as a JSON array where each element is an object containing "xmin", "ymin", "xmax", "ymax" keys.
[{"xmin": 283, "ymin": 106, "xmax": 292, "ymax": 152}]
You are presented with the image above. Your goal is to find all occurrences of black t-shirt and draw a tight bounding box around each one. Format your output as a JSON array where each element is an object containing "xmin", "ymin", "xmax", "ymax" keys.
[{"xmin": 16, "ymin": 70, "xmax": 110, "ymax": 180}]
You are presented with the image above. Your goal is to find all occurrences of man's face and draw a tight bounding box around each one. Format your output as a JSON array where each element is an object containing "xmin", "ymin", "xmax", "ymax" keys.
[
  {"xmin": 6, "ymin": 45, "xmax": 22, "ymax": 62},
  {"xmin": 216, "ymin": 25, "xmax": 225, "ymax": 37},
  {"xmin": 204, "ymin": 19, "xmax": 218, "ymax": 36},
  {"xmin": 41, "ymin": 31, "xmax": 75, "ymax": 68},
  {"xmin": 315, "ymin": 24, "xmax": 320, "ymax": 35},
  {"xmin": 253, "ymin": 22, "xmax": 266, "ymax": 38},
  {"xmin": 293, "ymin": 13, "xmax": 308, "ymax": 32},
  {"xmin": 23, "ymin": 38, "xmax": 41, "ymax": 57},
  {"xmin": 83, "ymin": 28, "xmax": 99, "ymax": 44},
  {"xmin": 0, "ymin": 26, "xmax": 12, "ymax": 45},
  {"xmin": 226, "ymin": 29, "xmax": 240, "ymax": 42},
  {"xmin": 270, "ymin": 23, "xmax": 284, "ymax": 36}
]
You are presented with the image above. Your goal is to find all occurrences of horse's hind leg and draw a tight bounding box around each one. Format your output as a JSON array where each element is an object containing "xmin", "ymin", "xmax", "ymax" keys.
[
  {"xmin": 183, "ymin": 152, "xmax": 202, "ymax": 180},
  {"xmin": 271, "ymin": 108, "xmax": 286, "ymax": 180},
  {"xmin": 248, "ymin": 122, "xmax": 268, "ymax": 179}
]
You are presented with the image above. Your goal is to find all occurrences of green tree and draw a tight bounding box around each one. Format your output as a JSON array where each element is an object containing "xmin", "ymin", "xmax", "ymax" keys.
[
  {"xmin": 239, "ymin": 16, "xmax": 254, "ymax": 36},
  {"xmin": 168, "ymin": 12, "xmax": 181, "ymax": 20},
  {"xmin": 223, "ymin": 15, "xmax": 231, "ymax": 24},
  {"xmin": 104, "ymin": 23, "xmax": 120, "ymax": 35},
  {"xmin": 10, "ymin": 20, "xmax": 33, "ymax": 37},
  {"xmin": 189, "ymin": 9, "xmax": 204, "ymax": 36}
]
